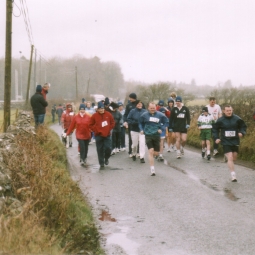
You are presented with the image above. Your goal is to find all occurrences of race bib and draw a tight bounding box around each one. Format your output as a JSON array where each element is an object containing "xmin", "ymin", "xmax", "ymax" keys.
[
  {"xmin": 225, "ymin": 131, "xmax": 236, "ymax": 137},
  {"xmin": 177, "ymin": 113, "xmax": 185, "ymax": 118},
  {"xmin": 149, "ymin": 117, "xmax": 159, "ymax": 123},
  {"xmin": 102, "ymin": 121, "xmax": 108, "ymax": 127},
  {"xmin": 70, "ymin": 112, "xmax": 74, "ymax": 116}
]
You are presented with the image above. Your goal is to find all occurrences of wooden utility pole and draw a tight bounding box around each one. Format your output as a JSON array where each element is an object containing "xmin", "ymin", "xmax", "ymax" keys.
[
  {"xmin": 3, "ymin": 0, "xmax": 12, "ymax": 132},
  {"xmin": 75, "ymin": 66, "xmax": 78, "ymax": 101},
  {"xmin": 33, "ymin": 48, "xmax": 37, "ymax": 93},
  {"xmin": 25, "ymin": 45, "xmax": 34, "ymax": 105}
]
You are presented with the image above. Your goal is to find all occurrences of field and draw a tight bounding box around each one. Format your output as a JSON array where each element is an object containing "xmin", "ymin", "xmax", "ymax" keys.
[{"xmin": 186, "ymin": 98, "xmax": 208, "ymax": 106}]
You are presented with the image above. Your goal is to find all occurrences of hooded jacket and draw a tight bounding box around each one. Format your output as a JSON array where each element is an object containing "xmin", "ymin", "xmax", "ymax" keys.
[
  {"xmin": 89, "ymin": 111, "xmax": 115, "ymax": 137},
  {"xmin": 127, "ymin": 107, "xmax": 147, "ymax": 132},
  {"xmin": 61, "ymin": 103, "xmax": 75, "ymax": 130},
  {"xmin": 30, "ymin": 92, "xmax": 48, "ymax": 115}
]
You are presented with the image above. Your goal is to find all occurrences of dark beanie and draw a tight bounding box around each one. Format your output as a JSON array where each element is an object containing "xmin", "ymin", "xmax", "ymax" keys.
[
  {"xmin": 36, "ymin": 85, "xmax": 42, "ymax": 92},
  {"xmin": 104, "ymin": 97, "xmax": 110, "ymax": 105},
  {"xmin": 129, "ymin": 93, "xmax": 137, "ymax": 100},
  {"xmin": 176, "ymin": 96, "xmax": 182, "ymax": 102},
  {"xmin": 98, "ymin": 101, "xmax": 105, "ymax": 109},
  {"xmin": 158, "ymin": 100, "xmax": 164, "ymax": 106},
  {"xmin": 79, "ymin": 103, "xmax": 86, "ymax": 110},
  {"xmin": 202, "ymin": 106, "xmax": 208, "ymax": 112}
]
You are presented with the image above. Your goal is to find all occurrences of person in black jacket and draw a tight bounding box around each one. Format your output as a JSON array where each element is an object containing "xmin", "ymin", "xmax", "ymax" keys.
[
  {"xmin": 30, "ymin": 85, "xmax": 48, "ymax": 127},
  {"xmin": 212, "ymin": 105, "xmax": 247, "ymax": 182}
]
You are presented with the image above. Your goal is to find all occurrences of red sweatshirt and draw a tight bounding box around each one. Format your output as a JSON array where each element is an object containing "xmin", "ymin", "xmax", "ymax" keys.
[
  {"xmin": 89, "ymin": 111, "xmax": 115, "ymax": 137},
  {"xmin": 66, "ymin": 113, "xmax": 91, "ymax": 140}
]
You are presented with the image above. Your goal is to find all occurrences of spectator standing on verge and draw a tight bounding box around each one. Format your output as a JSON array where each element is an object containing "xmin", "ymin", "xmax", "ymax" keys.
[
  {"xmin": 212, "ymin": 105, "xmax": 247, "ymax": 182},
  {"xmin": 139, "ymin": 102, "xmax": 169, "ymax": 176},
  {"xmin": 30, "ymin": 85, "xmax": 48, "ymax": 127},
  {"xmin": 127, "ymin": 100, "xmax": 147, "ymax": 163},
  {"xmin": 197, "ymin": 106, "xmax": 215, "ymax": 160},
  {"xmin": 64, "ymin": 103, "xmax": 91, "ymax": 166},
  {"xmin": 56, "ymin": 104, "xmax": 64, "ymax": 125},
  {"xmin": 61, "ymin": 103, "xmax": 75, "ymax": 148},
  {"xmin": 206, "ymin": 96, "xmax": 222, "ymax": 156},
  {"xmin": 41, "ymin": 83, "xmax": 50, "ymax": 100},
  {"xmin": 123, "ymin": 93, "xmax": 138, "ymax": 157},
  {"xmin": 169, "ymin": 96, "xmax": 190, "ymax": 159},
  {"xmin": 118, "ymin": 102, "xmax": 126, "ymax": 151},
  {"xmin": 89, "ymin": 102, "xmax": 115, "ymax": 168}
]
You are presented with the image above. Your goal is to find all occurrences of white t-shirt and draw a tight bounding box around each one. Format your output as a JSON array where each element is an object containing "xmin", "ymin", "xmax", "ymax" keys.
[{"xmin": 206, "ymin": 104, "xmax": 222, "ymax": 120}]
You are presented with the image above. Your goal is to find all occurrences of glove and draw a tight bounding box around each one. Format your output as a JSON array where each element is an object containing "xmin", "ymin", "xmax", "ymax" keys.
[
  {"xmin": 62, "ymin": 133, "xmax": 67, "ymax": 138},
  {"xmin": 186, "ymin": 125, "xmax": 190, "ymax": 129},
  {"xmin": 169, "ymin": 128, "xmax": 173, "ymax": 132}
]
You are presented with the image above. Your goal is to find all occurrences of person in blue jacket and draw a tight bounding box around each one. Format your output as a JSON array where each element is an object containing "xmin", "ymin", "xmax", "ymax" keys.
[{"xmin": 139, "ymin": 102, "xmax": 169, "ymax": 176}]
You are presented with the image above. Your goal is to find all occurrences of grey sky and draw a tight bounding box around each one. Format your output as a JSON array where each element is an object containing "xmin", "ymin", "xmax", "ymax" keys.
[{"xmin": 1, "ymin": 0, "xmax": 255, "ymax": 86}]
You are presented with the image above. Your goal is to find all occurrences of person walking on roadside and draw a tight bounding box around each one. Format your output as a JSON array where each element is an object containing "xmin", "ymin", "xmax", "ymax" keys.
[
  {"xmin": 118, "ymin": 102, "xmax": 126, "ymax": 151},
  {"xmin": 30, "ymin": 85, "xmax": 48, "ymax": 127},
  {"xmin": 61, "ymin": 103, "xmax": 75, "ymax": 148},
  {"xmin": 139, "ymin": 102, "xmax": 169, "ymax": 176},
  {"xmin": 206, "ymin": 96, "xmax": 222, "ymax": 156},
  {"xmin": 110, "ymin": 102, "xmax": 122, "ymax": 155},
  {"xmin": 56, "ymin": 104, "xmax": 64, "ymax": 125},
  {"xmin": 123, "ymin": 93, "xmax": 139, "ymax": 157},
  {"xmin": 169, "ymin": 96, "xmax": 190, "ymax": 159},
  {"xmin": 212, "ymin": 105, "xmax": 247, "ymax": 182},
  {"xmin": 197, "ymin": 106, "xmax": 215, "ymax": 160},
  {"xmin": 166, "ymin": 98, "xmax": 176, "ymax": 152},
  {"xmin": 64, "ymin": 103, "xmax": 91, "ymax": 166},
  {"xmin": 89, "ymin": 102, "xmax": 115, "ymax": 168},
  {"xmin": 127, "ymin": 100, "xmax": 147, "ymax": 163},
  {"xmin": 85, "ymin": 101, "xmax": 96, "ymax": 143},
  {"xmin": 51, "ymin": 104, "xmax": 56, "ymax": 123}
]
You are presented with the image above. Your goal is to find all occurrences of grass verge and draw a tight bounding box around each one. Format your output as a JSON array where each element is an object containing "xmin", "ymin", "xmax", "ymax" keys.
[{"xmin": 0, "ymin": 125, "xmax": 104, "ymax": 254}]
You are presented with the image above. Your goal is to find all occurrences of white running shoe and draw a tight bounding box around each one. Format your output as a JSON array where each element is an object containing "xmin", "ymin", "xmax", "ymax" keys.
[
  {"xmin": 116, "ymin": 148, "xmax": 120, "ymax": 153},
  {"xmin": 150, "ymin": 169, "xmax": 156, "ymax": 176},
  {"xmin": 158, "ymin": 155, "xmax": 164, "ymax": 161},
  {"xmin": 180, "ymin": 147, "xmax": 184, "ymax": 155},
  {"xmin": 176, "ymin": 152, "xmax": 181, "ymax": 159},
  {"xmin": 167, "ymin": 148, "xmax": 171, "ymax": 152},
  {"xmin": 111, "ymin": 149, "xmax": 116, "ymax": 155},
  {"xmin": 231, "ymin": 173, "xmax": 237, "ymax": 182},
  {"xmin": 213, "ymin": 149, "xmax": 219, "ymax": 156}
]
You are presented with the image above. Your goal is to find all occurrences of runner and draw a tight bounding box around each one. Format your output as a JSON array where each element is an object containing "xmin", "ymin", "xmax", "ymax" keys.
[
  {"xmin": 139, "ymin": 102, "xmax": 169, "ymax": 176},
  {"xmin": 169, "ymin": 96, "xmax": 190, "ymax": 159},
  {"xmin": 212, "ymin": 105, "xmax": 247, "ymax": 182}
]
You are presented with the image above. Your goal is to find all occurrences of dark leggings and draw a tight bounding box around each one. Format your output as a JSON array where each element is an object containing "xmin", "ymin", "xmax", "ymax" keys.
[{"xmin": 77, "ymin": 139, "xmax": 89, "ymax": 161}]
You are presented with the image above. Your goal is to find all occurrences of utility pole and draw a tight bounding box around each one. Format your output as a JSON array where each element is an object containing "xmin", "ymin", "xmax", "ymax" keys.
[
  {"xmin": 19, "ymin": 51, "xmax": 22, "ymax": 99},
  {"xmin": 75, "ymin": 66, "xmax": 78, "ymax": 101},
  {"xmin": 25, "ymin": 45, "xmax": 34, "ymax": 105},
  {"xmin": 3, "ymin": 0, "xmax": 12, "ymax": 132},
  {"xmin": 33, "ymin": 48, "xmax": 37, "ymax": 93},
  {"xmin": 39, "ymin": 55, "xmax": 41, "ymax": 84}
]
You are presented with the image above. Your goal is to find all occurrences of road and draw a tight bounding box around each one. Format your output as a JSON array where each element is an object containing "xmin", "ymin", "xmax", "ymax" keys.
[{"xmin": 51, "ymin": 124, "xmax": 255, "ymax": 255}]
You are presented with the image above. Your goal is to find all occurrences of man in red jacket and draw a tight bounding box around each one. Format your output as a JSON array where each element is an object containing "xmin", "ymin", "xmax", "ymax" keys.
[{"xmin": 89, "ymin": 101, "xmax": 115, "ymax": 168}]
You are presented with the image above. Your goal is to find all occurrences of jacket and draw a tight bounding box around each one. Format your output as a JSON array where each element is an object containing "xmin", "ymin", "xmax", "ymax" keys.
[
  {"xmin": 139, "ymin": 111, "xmax": 169, "ymax": 136},
  {"xmin": 127, "ymin": 108, "xmax": 147, "ymax": 132},
  {"xmin": 111, "ymin": 110, "xmax": 122, "ymax": 132},
  {"xmin": 89, "ymin": 111, "xmax": 115, "ymax": 137},
  {"xmin": 30, "ymin": 92, "xmax": 48, "ymax": 115},
  {"xmin": 66, "ymin": 113, "xmax": 91, "ymax": 140},
  {"xmin": 169, "ymin": 106, "xmax": 190, "ymax": 132},
  {"xmin": 212, "ymin": 114, "xmax": 247, "ymax": 146},
  {"xmin": 123, "ymin": 101, "xmax": 137, "ymax": 122},
  {"xmin": 61, "ymin": 104, "xmax": 75, "ymax": 130}
]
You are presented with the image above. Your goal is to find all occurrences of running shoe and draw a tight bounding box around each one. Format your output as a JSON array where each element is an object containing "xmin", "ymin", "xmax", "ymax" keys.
[
  {"xmin": 105, "ymin": 159, "xmax": 109, "ymax": 165},
  {"xmin": 213, "ymin": 149, "xmax": 219, "ymax": 156},
  {"xmin": 132, "ymin": 155, "xmax": 136, "ymax": 161},
  {"xmin": 180, "ymin": 148, "xmax": 184, "ymax": 155},
  {"xmin": 116, "ymin": 148, "xmax": 120, "ymax": 153},
  {"xmin": 140, "ymin": 158, "xmax": 145, "ymax": 163},
  {"xmin": 167, "ymin": 148, "xmax": 171, "ymax": 152},
  {"xmin": 176, "ymin": 152, "xmax": 181, "ymax": 159},
  {"xmin": 111, "ymin": 149, "xmax": 115, "ymax": 156},
  {"xmin": 158, "ymin": 155, "xmax": 164, "ymax": 161},
  {"xmin": 202, "ymin": 151, "xmax": 205, "ymax": 158},
  {"xmin": 231, "ymin": 173, "xmax": 237, "ymax": 182},
  {"xmin": 207, "ymin": 154, "xmax": 211, "ymax": 161},
  {"xmin": 150, "ymin": 169, "xmax": 156, "ymax": 176}
]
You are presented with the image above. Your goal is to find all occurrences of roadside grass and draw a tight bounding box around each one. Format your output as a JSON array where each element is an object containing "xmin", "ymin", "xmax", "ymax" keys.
[
  {"xmin": 0, "ymin": 109, "xmax": 19, "ymax": 132},
  {"xmin": 1, "ymin": 125, "xmax": 104, "ymax": 254}
]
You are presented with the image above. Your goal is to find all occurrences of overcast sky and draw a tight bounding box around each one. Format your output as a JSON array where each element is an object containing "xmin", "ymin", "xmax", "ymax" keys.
[{"xmin": 1, "ymin": 0, "xmax": 255, "ymax": 86}]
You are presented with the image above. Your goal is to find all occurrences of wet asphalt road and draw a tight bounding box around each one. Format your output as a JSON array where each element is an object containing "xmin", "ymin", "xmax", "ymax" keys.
[{"xmin": 51, "ymin": 124, "xmax": 255, "ymax": 255}]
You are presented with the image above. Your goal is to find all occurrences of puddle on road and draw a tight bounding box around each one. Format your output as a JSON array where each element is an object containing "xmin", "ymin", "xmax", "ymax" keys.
[
  {"xmin": 107, "ymin": 226, "xmax": 140, "ymax": 255},
  {"xmin": 99, "ymin": 210, "xmax": 116, "ymax": 222},
  {"xmin": 164, "ymin": 159, "xmax": 240, "ymax": 202}
]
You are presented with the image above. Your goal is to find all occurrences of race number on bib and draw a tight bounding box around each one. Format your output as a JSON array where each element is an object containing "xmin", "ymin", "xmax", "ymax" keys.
[
  {"xmin": 102, "ymin": 121, "xmax": 108, "ymax": 127},
  {"xmin": 177, "ymin": 113, "xmax": 185, "ymax": 118},
  {"xmin": 149, "ymin": 117, "xmax": 159, "ymax": 123},
  {"xmin": 225, "ymin": 131, "xmax": 236, "ymax": 137}
]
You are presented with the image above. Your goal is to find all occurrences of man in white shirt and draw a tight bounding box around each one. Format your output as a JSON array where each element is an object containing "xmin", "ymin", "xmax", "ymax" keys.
[{"xmin": 206, "ymin": 97, "xmax": 222, "ymax": 156}]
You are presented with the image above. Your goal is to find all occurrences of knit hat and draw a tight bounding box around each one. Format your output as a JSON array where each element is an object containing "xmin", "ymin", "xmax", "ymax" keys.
[
  {"xmin": 175, "ymin": 96, "xmax": 182, "ymax": 102},
  {"xmin": 104, "ymin": 97, "xmax": 110, "ymax": 105},
  {"xmin": 36, "ymin": 84, "xmax": 42, "ymax": 92},
  {"xmin": 98, "ymin": 101, "xmax": 105, "ymax": 109},
  {"xmin": 168, "ymin": 97, "xmax": 174, "ymax": 103},
  {"xmin": 129, "ymin": 93, "xmax": 137, "ymax": 100},
  {"xmin": 158, "ymin": 100, "xmax": 164, "ymax": 106},
  {"xmin": 159, "ymin": 107, "xmax": 166, "ymax": 114},
  {"xmin": 202, "ymin": 106, "xmax": 208, "ymax": 112},
  {"xmin": 79, "ymin": 103, "xmax": 86, "ymax": 110},
  {"xmin": 118, "ymin": 101, "xmax": 123, "ymax": 106}
]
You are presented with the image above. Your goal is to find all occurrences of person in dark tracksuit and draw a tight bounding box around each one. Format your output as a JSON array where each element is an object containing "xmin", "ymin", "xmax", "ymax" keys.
[
  {"xmin": 30, "ymin": 85, "xmax": 48, "ymax": 127},
  {"xmin": 89, "ymin": 102, "xmax": 115, "ymax": 168},
  {"xmin": 212, "ymin": 105, "xmax": 247, "ymax": 182}
]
